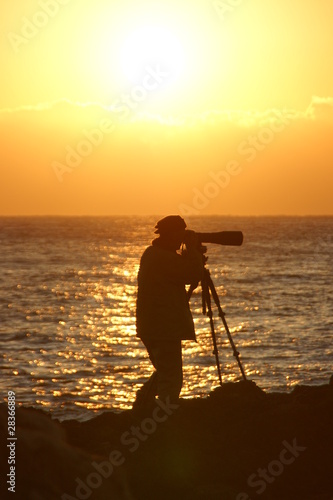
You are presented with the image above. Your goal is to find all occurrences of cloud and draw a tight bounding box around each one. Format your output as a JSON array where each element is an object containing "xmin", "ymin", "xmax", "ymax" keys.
[
  {"xmin": 306, "ymin": 96, "xmax": 333, "ymax": 121},
  {"xmin": 1, "ymin": 97, "xmax": 331, "ymax": 128},
  {"xmin": 0, "ymin": 98, "xmax": 113, "ymax": 115}
]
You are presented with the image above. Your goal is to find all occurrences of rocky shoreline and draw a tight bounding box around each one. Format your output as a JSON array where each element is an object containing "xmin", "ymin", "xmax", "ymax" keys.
[{"xmin": 1, "ymin": 379, "xmax": 333, "ymax": 500}]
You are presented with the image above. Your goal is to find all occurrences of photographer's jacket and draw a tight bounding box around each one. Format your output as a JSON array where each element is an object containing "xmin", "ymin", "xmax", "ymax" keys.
[{"xmin": 136, "ymin": 239, "xmax": 203, "ymax": 341}]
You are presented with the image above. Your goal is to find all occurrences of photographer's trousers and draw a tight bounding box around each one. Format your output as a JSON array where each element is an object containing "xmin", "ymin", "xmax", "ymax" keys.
[{"xmin": 135, "ymin": 338, "xmax": 183, "ymax": 406}]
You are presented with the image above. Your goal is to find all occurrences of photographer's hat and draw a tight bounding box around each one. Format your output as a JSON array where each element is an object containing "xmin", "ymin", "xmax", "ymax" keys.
[{"xmin": 154, "ymin": 215, "xmax": 187, "ymax": 234}]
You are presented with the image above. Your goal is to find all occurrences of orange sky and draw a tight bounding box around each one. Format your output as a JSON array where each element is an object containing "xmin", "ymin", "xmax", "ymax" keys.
[{"xmin": 1, "ymin": 0, "xmax": 333, "ymax": 215}]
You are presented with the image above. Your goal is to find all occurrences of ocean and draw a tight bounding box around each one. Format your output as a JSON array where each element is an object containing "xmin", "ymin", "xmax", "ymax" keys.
[{"xmin": 0, "ymin": 216, "xmax": 332, "ymax": 421}]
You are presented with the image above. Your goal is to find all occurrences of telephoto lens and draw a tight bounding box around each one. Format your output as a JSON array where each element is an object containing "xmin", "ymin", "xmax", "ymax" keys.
[{"xmin": 196, "ymin": 231, "xmax": 243, "ymax": 246}]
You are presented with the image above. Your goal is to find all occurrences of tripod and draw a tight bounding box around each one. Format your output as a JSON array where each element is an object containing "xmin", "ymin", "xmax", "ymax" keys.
[{"xmin": 188, "ymin": 261, "xmax": 247, "ymax": 386}]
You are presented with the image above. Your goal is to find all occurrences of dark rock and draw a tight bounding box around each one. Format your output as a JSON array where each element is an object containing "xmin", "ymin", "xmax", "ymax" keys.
[{"xmin": 1, "ymin": 379, "xmax": 333, "ymax": 500}]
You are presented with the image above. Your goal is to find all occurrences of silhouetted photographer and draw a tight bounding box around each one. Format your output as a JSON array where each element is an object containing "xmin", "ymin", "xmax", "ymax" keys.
[{"xmin": 134, "ymin": 215, "xmax": 203, "ymax": 409}]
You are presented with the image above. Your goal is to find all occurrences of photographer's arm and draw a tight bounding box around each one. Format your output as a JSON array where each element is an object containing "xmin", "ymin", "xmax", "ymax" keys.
[{"xmin": 163, "ymin": 231, "xmax": 203, "ymax": 285}]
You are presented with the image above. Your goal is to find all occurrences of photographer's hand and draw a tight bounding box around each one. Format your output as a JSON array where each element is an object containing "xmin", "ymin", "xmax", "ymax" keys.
[{"xmin": 183, "ymin": 230, "xmax": 199, "ymax": 249}]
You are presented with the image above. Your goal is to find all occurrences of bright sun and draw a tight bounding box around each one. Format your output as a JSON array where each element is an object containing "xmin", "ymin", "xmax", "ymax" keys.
[
  {"xmin": 119, "ymin": 25, "xmax": 186, "ymax": 86},
  {"xmin": 83, "ymin": 8, "xmax": 215, "ymax": 113}
]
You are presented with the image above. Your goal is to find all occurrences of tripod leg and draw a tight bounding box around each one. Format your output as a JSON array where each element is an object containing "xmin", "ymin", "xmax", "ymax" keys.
[
  {"xmin": 207, "ymin": 272, "xmax": 247, "ymax": 382},
  {"xmin": 202, "ymin": 273, "xmax": 223, "ymax": 386}
]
